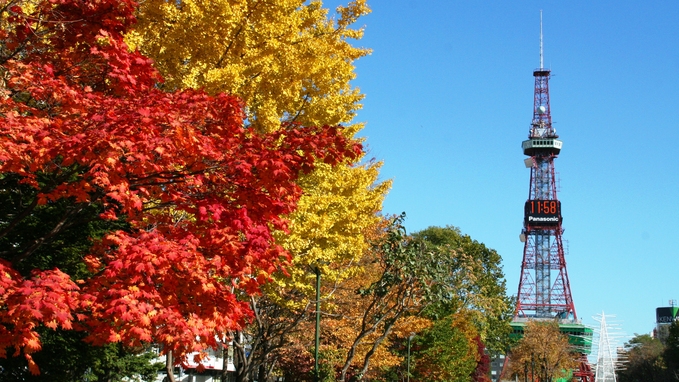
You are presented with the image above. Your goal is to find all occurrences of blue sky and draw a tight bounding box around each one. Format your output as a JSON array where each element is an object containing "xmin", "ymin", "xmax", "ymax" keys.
[{"xmin": 328, "ymin": 0, "xmax": 679, "ymax": 344}]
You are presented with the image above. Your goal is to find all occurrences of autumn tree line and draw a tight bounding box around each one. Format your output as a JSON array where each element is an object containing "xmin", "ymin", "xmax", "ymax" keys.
[
  {"xmin": 616, "ymin": 321, "xmax": 679, "ymax": 382},
  {"xmin": 0, "ymin": 1, "xmax": 517, "ymax": 381}
]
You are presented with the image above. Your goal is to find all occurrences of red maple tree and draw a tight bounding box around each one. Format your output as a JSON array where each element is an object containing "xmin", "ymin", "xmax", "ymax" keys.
[
  {"xmin": 0, "ymin": 0, "xmax": 360, "ymax": 374},
  {"xmin": 471, "ymin": 335, "xmax": 492, "ymax": 382}
]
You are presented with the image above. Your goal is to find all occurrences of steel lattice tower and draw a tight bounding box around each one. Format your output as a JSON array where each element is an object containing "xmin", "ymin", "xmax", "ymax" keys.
[
  {"xmin": 515, "ymin": 66, "xmax": 576, "ymax": 320},
  {"xmin": 500, "ymin": 14, "xmax": 595, "ymax": 382},
  {"xmin": 515, "ymin": 18, "xmax": 575, "ymax": 321}
]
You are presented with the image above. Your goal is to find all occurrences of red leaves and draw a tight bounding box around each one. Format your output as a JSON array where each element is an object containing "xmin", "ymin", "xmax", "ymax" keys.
[
  {"xmin": 0, "ymin": 261, "xmax": 80, "ymax": 373},
  {"xmin": 82, "ymin": 229, "xmax": 252, "ymax": 357},
  {"xmin": 0, "ymin": 0, "xmax": 362, "ymax": 373}
]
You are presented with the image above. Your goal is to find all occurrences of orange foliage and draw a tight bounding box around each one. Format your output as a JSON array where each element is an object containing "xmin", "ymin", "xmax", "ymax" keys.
[{"xmin": 0, "ymin": 0, "xmax": 360, "ymax": 373}]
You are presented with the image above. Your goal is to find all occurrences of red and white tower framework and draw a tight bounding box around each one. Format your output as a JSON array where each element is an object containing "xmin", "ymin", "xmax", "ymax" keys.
[
  {"xmin": 503, "ymin": 15, "xmax": 595, "ymax": 382},
  {"xmin": 515, "ymin": 63, "xmax": 576, "ymax": 320}
]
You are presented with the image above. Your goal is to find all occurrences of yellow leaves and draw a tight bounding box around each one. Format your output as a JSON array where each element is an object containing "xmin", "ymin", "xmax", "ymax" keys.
[
  {"xmin": 95, "ymin": 34, "xmax": 112, "ymax": 47},
  {"xmin": 131, "ymin": 0, "xmax": 371, "ymax": 132},
  {"xmin": 336, "ymin": 0, "xmax": 371, "ymax": 30},
  {"xmin": 273, "ymin": 159, "xmax": 390, "ymax": 292},
  {"xmin": 391, "ymin": 316, "xmax": 432, "ymax": 339},
  {"xmin": 508, "ymin": 320, "xmax": 579, "ymax": 380}
]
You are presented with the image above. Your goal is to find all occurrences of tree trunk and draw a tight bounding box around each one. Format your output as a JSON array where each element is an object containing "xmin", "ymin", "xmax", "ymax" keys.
[
  {"xmin": 221, "ymin": 344, "xmax": 230, "ymax": 382},
  {"xmin": 257, "ymin": 342, "xmax": 269, "ymax": 382},
  {"xmin": 166, "ymin": 350, "xmax": 177, "ymax": 382},
  {"xmin": 258, "ymin": 362, "xmax": 266, "ymax": 382},
  {"xmin": 233, "ymin": 332, "xmax": 250, "ymax": 382}
]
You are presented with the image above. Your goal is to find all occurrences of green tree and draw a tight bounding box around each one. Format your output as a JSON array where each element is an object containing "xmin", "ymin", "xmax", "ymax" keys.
[
  {"xmin": 664, "ymin": 321, "xmax": 679, "ymax": 379},
  {"xmin": 411, "ymin": 226, "xmax": 513, "ymax": 353},
  {"xmin": 335, "ymin": 214, "xmax": 454, "ymax": 382},
  {"xmin": 412, "ymin": 312, "xmax": 480, "ymax": 382},
  {"xmin": 617, "ymin": 334, "xmax": 671, "ymax": 382},
  {"xmin": 308, "ymin": 219, "xmax": 512, "ymax": 381},
  {"xmin": 406, "ymin": 226, "xmax": 511, "ymax": 382}
]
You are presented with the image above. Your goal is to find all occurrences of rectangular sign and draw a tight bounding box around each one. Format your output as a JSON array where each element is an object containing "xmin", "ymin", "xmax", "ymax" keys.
[
  {"xmin": 524, "ymin": 200, "xmax": 561, "ymax": 226},
  {"xmin": 657, "ymin": 307, "xmax": 679, "ymax": 323}
]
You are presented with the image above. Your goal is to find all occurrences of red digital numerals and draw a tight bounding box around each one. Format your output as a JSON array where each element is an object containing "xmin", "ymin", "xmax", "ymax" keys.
[{"xmin": 524, "ymin": 200, "xmax": 561, "ymax": 225}]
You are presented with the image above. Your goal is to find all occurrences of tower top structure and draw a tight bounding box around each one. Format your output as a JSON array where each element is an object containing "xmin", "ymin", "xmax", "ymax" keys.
[
  {"xmin": 540, "ymin": 10, "xmax": 544, "ymax": 69},
  {"xmin": 522, "ymin": 12, "xmax": 560, "ymax": 156}
]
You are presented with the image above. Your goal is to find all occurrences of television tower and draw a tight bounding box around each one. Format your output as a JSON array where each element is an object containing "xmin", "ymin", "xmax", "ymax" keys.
[
  {"xmin": 515, "ymin": 11, "xmax": 574, "ymax": 321},
  {"xmin": 503, "ymin": 12, "xmax": 595, "ymax": 382}
]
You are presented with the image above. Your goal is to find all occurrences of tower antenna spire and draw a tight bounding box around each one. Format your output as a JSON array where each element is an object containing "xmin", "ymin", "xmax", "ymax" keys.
[{"xmin": 540, "ymin": 10, "xmax": 544, "ymax": 69}]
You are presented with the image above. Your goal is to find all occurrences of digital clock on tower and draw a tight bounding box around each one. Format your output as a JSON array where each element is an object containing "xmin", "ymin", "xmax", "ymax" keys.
[{"xmin": 524, "ymin": 200, "xmax": 561, "ymax": 226}]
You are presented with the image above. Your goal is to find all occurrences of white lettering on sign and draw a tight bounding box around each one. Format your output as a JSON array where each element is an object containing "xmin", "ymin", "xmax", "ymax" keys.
[{"xmin": 528, "ymin": 216, "xmax": 559, "ymax": 222}]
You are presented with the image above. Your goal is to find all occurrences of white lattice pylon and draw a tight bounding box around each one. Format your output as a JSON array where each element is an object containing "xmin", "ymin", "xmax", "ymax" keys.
[{"xmin": 594, "ymin": 312, "xmax": 617, "ymax": 382}]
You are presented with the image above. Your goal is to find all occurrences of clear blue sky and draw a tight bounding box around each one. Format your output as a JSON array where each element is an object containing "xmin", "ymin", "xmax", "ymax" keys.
[{"xmin": 328, "ymin": 0, "xmax": 679, "ymax": 344}]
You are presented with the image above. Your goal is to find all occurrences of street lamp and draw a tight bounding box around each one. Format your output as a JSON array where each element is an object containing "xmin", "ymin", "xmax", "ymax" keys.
[
  {"xmin": 407, "ymin": 333, "xmax": 415, "ymax": 382},
  {"xmin": 309, "ymin": 260, "xmax": 329, "ymax": 382},
  {"xmin": 314, "ymin": 266, "xmax": 321, "ymax": 382}
]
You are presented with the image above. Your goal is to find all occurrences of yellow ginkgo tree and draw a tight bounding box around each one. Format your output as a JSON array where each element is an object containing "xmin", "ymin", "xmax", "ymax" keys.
[
  {"xmin": 127, "ymin": 0, "xmax": 370, "ymax": 133},
  {"xmin": 128, "ymin": 1, "xmax": 390, "ymax": 380}
]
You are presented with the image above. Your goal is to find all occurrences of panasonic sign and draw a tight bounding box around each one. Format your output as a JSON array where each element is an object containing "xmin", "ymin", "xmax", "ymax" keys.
[{"xmin": 528, "ymin": 216, "xmax": 560, "ymax": 222}]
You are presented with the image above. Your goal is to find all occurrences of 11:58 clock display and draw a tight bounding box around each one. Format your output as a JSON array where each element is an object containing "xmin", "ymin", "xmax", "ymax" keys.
[{"xmin": 524, "ymin": 200, "xmax": 561, "ymax": 226}]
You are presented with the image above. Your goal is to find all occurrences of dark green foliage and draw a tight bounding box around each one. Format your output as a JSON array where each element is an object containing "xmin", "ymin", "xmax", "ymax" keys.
[
  {"xmin": 0, "ymin": 173, "xmax": 128, "ymax": 277},
  {"xmin": 393, "ymin": 226, "xmax": 512, "ymax": 382},
  {"xmin": 317, "ymin": 350, "xmax": 339, "ymax": 382},
  {"xmin": 338, "ymin": 214, "xmax": 463, "ymax": 381},
  {"xmin": 0, "ymin": 328, "xmax": 163, "ymax": 381},
  {"xmin": 617, "ymin": 333, "xmax": 675, "ymax": 382},
  {"xmin": 665, "ymin": 321, "xmax": 679, "ymax": 374}
]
